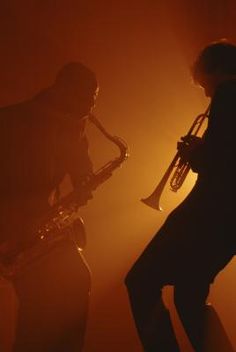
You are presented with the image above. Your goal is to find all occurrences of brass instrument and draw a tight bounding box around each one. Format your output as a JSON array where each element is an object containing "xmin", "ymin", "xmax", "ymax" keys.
[
  {"xmin": 36, "ymin": 114, "xmax": 129, "ymax": 238},
  {"xmin": 0, "ymin": 114, "xmax": 129, "ymax": 278},
  {"xmin": 141, "ymin": 106, "xmax": 210, "ymax": 211},
  {"xmin": 88, "ymin": 114, "xmax": 129, "ymax": 187}
]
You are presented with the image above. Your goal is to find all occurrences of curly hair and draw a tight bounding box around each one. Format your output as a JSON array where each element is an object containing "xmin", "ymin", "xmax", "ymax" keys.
[{"xmin": 192, "ymin": 39, "xmax": 236, "ymax": 84}]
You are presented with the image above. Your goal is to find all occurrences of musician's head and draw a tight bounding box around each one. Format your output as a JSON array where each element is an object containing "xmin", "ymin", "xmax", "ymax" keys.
[
  {"xmin": 52, "ymin": 61, "xmax": 99, "ymax": 117},
  {"xmin": 192, "ymin": 39, "xmax": 236, "ymax": 97}
]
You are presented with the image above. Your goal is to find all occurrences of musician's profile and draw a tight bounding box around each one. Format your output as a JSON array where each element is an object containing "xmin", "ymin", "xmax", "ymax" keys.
[
  {"xmin": 0, "ymin": 60, "xmax": 128, "ymax": 351},
  {"xmin": 125, "ymin": 39, "xmax": 235, "ymax": 351}
]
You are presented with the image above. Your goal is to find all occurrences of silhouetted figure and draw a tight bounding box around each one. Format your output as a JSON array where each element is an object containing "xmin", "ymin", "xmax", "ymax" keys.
[
  {"xmin": 125, "ymin": 40, "xmax": 235, "ymax": 351},
  {"xmin": 0, "ymin": 62, "xmax": 99, "ymax": 351}
]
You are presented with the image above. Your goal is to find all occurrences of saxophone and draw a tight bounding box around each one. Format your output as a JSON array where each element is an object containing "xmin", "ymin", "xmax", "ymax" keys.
[
  {"xmin": 87, "ymin": 114, "xmax": 129, "ymax": 188},
  {"xmin": 36, "ymin": 113, "xmax": 129, "ymax": 239},
  {"xmin": 0, "ymin": 114, "xmax": 129, "ymax": 279}
]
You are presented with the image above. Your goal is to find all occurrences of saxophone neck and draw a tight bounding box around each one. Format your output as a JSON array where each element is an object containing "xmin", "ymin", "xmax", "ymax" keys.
[{"xmin": 88, "ymin": 113, "xmax": 129, "ymax": 160}]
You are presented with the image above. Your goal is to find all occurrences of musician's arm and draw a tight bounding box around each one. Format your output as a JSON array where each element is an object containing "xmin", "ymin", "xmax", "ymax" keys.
[
  {"xmin": 65, "ymin": 134, "xmax": 94, "ymax": 206},
  {"xmin": 179, "ymin": 82, "xmax": 234, "ymax": 174}
]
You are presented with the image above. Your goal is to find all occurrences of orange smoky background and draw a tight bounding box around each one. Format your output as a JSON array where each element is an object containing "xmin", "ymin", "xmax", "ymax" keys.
[{"xmin": 0, "ymin": 1, "xmax": 235, "ymax": 351}]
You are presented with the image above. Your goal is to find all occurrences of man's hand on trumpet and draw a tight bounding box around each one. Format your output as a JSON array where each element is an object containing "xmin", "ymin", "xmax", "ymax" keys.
[{"xmin": 177, "ymin": 135, "xmax": 203, "ymax": 163}]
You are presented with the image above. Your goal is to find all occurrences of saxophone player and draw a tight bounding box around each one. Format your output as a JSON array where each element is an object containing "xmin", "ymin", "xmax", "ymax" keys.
[
  {"xmin": 0, "ymin": 62, "xmax": 98, "ymax": 351},
  {"xmin": 125, "ymin": 39, "xmax": 235, "ymax": 351}
]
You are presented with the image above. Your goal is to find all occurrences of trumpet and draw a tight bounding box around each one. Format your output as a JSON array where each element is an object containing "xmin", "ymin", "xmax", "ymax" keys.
[{"xmin": 141, "ymin": 106, "xmax": 210, "ymax": 211}]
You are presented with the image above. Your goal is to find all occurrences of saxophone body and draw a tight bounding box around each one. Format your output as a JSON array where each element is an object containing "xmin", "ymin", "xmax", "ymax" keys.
[
  {"xmin": 0, "ymin": 114, "xmax": 129, "ymax": 279},
  {"xmin": 37, "ymin": 113, "xmax": 129, "ymax": 244},
  {"xmin": 36, "ymin": 113, "xmax": 129, "ymax": 244}
]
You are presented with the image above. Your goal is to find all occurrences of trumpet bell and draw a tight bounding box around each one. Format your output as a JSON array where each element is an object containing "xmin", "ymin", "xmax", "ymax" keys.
[
  {"xmin": 141, "ymin": 196, "xmax": 163, "ymax": 211},
  {"xmin": 141, "ymin": 106, "xmax": 210, "ymax": 212}
]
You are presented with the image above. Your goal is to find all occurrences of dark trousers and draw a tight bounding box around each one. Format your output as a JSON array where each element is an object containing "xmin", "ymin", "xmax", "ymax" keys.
[
  {"xmin": 12, "ymin": 240, "xmax": 91, "ymax": 352},
  {"xmin": 125, "ymin": 216, "xmax": 234, "ymax": 352}
]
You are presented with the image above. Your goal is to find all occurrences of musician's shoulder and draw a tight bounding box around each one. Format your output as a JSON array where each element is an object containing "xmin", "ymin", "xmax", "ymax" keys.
[
  {"xmin": 216, "ymin": 79, "xmax": 236, "ymax": 95},
  {"xmin": 213, "ymin": 79, "xmax": 236, "ymax": 111},
  {"xmin": 0, "ymin": 100, "xmax": 32, "ymax": 125}
]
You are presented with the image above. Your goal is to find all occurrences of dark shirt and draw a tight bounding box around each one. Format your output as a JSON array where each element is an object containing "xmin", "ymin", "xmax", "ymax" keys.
[
  {"xmin": 176, "ymin": 79, "xmax": 235, "ymax": 251},
  {"xmin": 189, "ymin": 80, "xmax": 234, "ymax": 202},
  {"xmin": 0, "ymin": 93, "xmax": 93, "ymax": 244}
]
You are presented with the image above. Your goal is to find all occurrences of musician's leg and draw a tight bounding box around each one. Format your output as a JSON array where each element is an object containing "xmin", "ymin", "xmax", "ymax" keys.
[
  {"xmin": 174, "ymin": 249, "xmax": 235, "ymax": 352},
  {"xmin": 13, "ymin": 241, "xmax": 91, "ymax": 352},
  {"xmin": 125, "ymin": 234, "xmax": 180, "ymax": 352},
  {"xmin": 202, "ymin": 304, "xmax": 235, "ymax": 352},
  {"xmin": 173, "ymin": 279, "xmax": 210, "ymax": 352},
  {"xmin": 51, "ymin": 289, "xmax": 90, "ymax": 352}
]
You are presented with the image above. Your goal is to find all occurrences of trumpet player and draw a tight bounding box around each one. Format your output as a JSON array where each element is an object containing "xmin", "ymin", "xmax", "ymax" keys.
[{"xmin": 125, "ymin": 39, "xmax": 235, "ymax": 351}]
